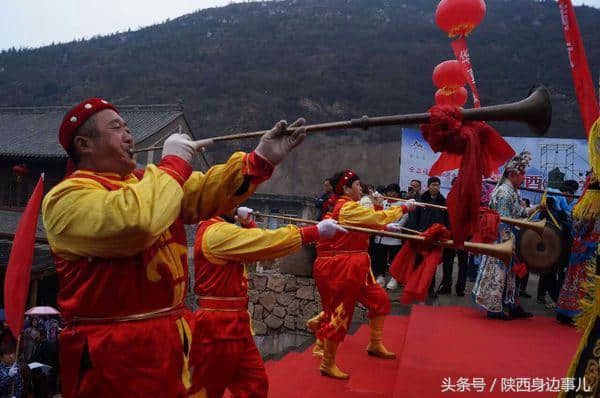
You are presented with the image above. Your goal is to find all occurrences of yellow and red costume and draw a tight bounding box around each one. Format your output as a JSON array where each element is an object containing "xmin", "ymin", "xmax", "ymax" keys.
[
  {"xmin": 189, "ymin": 216, "xmax": 319, "ymax": 398},
  {"xmin": 308, "ymin": 213, "xmax": 334, "ymax": 350},
  {"xmin": 316, "ymin": 196, "xmax": 404, "ymax": 343},
  {"xmin": 43, "ymin": 151, "xmax": 272, "ymax": 398}
]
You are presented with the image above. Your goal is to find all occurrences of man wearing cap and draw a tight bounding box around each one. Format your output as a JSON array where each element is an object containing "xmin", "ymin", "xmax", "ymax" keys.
[
  {"xmin": 189, "ymin": 206, "xmax": 345, "ymax": 397},
  {"xmin": 41, "ymin": 98, "xmax": 307, "ymax": 397}
]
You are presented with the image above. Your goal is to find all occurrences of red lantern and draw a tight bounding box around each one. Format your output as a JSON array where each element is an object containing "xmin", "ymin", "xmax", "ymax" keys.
[
  {"xmin": 12, "ymin": 164, "xmax": 30, "ymax": 183},
  {"xmin": 435, "ymin": 87, "xmax": 469, "ymax": 107},
  {"xmin": 432, "ymin": 60, "xmax": 467, "ymax": 92},
  {"xmin": 435, "ymin": 0, "xmax": 486, "ymax": 37}
]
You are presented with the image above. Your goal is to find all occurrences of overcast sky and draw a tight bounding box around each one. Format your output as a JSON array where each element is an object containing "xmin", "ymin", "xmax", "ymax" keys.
[{"xmin": 1, "ymin": 0, "xmax": 599, "ymax": 51}]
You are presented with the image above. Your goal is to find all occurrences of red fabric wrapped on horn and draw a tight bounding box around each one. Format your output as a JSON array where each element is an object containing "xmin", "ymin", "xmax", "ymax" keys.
[{"xmin": 420, "ymin": 105, "xmax": 514, "ymax": 248}]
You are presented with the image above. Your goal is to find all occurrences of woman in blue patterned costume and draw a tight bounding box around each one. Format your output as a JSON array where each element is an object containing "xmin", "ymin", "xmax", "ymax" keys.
[{"xmin": 473, "ymin": 151, "xmax": 536, "ymax": 320}]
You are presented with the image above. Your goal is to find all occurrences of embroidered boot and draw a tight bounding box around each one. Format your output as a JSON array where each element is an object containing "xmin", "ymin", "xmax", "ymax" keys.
[
  {"xmin": 366, "ymin": 316, "xmax": 396, "ymax": 359},
  {"xmin": 320, "ymin": 339, "xmax": 349, "ymax": 379}
]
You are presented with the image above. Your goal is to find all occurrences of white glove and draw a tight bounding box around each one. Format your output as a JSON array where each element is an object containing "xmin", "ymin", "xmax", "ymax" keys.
[
  {"xmin": 162, "ymin": 134, "xmax": 214, "ymax": 164},
  {"xmin": 236, "ymin": 206, "xmax": 254, "ymax": 225},
  {"xmin": 404, "ymin": 198, "xmax": 421, "ymax": 211},
  {"xmin": 316, "ymin": 219, "xmax": 347, "ymax": 239},
  {"xmin": 254, "ymin": 119, "xmax": 307, "ymax": 166},
  {"xmin": 8, "ymin": 364, "xmax": 18, "ymax": 377},
  {"xmin": 386, "ymin": 223, "xmax": 401, "ymax": 232}
]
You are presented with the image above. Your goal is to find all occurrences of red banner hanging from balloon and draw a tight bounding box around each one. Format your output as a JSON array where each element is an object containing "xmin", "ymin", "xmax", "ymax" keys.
[
  {"xmin": 451, "ymin": 38, "xmax": 481, "ymax": 108},
  {"xmin": 557, "ymin": 0, "xmax": 599, "ymax": 136}
]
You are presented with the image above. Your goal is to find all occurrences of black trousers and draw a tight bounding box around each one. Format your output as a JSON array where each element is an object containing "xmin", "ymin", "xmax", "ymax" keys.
[
  {"xmin": 537, "ymin": 222, "xmax": 573, "ymax": 302},
  {"xmin": 519, "ymin": 273, "xmax": 529, "ymax": 293},
  {"xmin": 440, "ymin": 248, "xmax": 468, "ymax": 294},
  {"xmin": 371, "ymin": 242, "xmax": 401, "ymax": 277},
  {"xmin": 537, "ymin": 271, "xmax": 561, "ymax": 302}
]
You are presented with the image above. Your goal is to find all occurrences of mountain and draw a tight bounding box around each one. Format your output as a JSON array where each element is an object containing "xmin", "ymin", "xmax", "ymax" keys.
[{"xmin": 1, "ymin": 0, "xmax": 598, "ymax": 194}]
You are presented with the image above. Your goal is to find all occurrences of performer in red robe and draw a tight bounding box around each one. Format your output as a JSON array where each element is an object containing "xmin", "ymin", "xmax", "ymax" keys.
[
  {"xmin": 315, "ymin": 170, "xmax": 417, "ymax": 379},
  {"xmin": 42, "ymin": 99, "xmax": 307, "ymax": 398},
  {"xmin": 307, "ymin": 211, "xmax": 334, "ymax": 357},
  {"xmin": 189, "ymin": 206, "xmax": 345, "ymax": 397}
]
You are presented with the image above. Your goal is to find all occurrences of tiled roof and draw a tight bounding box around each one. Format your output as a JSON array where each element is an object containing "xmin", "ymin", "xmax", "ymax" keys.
[
  {"xmin": 0, "ymin": 240, "xmax": 53, "ymax": 274},
  {"xmin": 0, "ymin": 209, "xmax": 46, "ymax": 237},
  {"xmin": 0, "ymin": 104, "xmax": 183, "ymax": 158}
]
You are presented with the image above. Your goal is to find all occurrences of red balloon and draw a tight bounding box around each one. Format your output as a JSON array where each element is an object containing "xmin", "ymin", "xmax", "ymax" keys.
[
  {"xmin": 432, "ymin": 60, "xmax": 467, "ymax": 91},
  {"xmin": 451, "ymin": 86, "xmax": 468, "ymax": 106},
  {"xmin": 435, "ymin": 0, "xmax": 486, "ymax": 37},
  {"xmin": 435, "ymin": 87, "xmax": 468, "ymax": 107}
]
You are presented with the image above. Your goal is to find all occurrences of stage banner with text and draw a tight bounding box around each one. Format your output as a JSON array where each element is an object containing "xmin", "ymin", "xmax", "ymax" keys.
[{"xmin": 400, "ymin": 128, "xmax": 589, "ymax": 202}]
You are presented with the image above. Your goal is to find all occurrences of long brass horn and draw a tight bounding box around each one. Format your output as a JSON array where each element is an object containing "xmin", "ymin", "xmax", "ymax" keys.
[
  {"xmin": 381, "ymin": 195, "xmax": 547, "ymax": 237},
  {"xmin": 132, "ymin": 86, "xmax": 553, "ymax": 154},
  {"xmin": 254, "ymin": 212, "xmax": 513, "ymax": 264},
  {"xmin": 462, "ymin": 85, "xmax": 552, "ymax": 136},
  {"xmin": 502, "ymin": 218, "xmax": 546, "ymax": 236}
]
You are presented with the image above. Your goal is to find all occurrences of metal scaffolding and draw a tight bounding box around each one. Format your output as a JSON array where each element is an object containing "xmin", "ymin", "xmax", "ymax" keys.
[{"xmin": 539, "ymin": 143, "xmax": 575, "ymax": 186}]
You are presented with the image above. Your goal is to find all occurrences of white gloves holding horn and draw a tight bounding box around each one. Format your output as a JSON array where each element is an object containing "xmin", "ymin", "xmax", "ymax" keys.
[
  {"xmin": 162, "ymin": 134, "xmax": 214, "ymax": 164},
  {"xmin": 316, "ymin": 219, "xmax": 347, "ymax": 239},
  {"xmin": 386, "ymin": 223, "xmax": 402, "ymax": 232},
  {"xmin": 404, "ymin": 198, "xmax": 421, "ymax": 211},
  {"xmin": 254, "ymin": 119, "xmax": 307, "ymax": 166},
  {"xmin": 236, "ymin": 206, "xmax": 254, "ymax": 226}
]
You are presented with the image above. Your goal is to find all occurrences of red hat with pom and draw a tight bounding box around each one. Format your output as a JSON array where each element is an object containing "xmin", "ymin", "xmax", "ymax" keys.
[{"xmin": 59, "ymin": 98, "xmax": 118, "ymax": 152}]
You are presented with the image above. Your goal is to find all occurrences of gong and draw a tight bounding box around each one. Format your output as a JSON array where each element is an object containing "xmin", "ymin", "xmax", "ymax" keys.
[{"xmin": 516, "ymin": 224, "xmax": 564, "ymax": 274}]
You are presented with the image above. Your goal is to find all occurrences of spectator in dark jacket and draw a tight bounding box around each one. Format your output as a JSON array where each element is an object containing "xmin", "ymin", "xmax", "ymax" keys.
[
  {"xmin": 438, "ymin": 178, "xmax": 468, "ymax": 296},
  {"xmin": 0, "ymin": 330, "xmax": 22, "ymax": 398},
  {"xmin": 410, "ymin": 177, "xmax": 467, "ymax": 296},
  {"xmin": 412, "ymin": 177, "xmax": 448, "ymax": 231}
]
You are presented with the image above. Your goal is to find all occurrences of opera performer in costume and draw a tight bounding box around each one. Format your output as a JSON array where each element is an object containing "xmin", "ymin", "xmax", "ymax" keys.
[
  {"xmin": 556, "ymin": 174, "xmax": 599, "ymax": 324},
  {"xmin": 41, "ymin": 98, "xmax": 307, "ymax": 398},
  {"xmin": 189, "ymin": 206, "xmax": 345, "ymax": 398},
  {"xmin": 559, "ymin": 119, "xmax": 600, "ymax": 398},
  {"xmin": 315, "ymin": 169, "xmax": 417, "ymax": 379},
  {"xmin": 472, "ymin": 151, "xmax": 537, "ymax": 320}
]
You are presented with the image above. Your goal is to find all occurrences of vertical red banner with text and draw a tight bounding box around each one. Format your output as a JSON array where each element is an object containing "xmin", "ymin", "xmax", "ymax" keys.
[
  {"xmin": 451, "ymin": 38, "xmax": 481, "ymax": 108},
  {"xmin": 558, "ymin": 0, "xmax": 599, "ymax": 136}
]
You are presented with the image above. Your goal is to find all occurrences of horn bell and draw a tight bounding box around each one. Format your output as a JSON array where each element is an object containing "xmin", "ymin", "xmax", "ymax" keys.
[{"xmin": 463, "ymin": 85, "xmax": 552, "ymax": 136}]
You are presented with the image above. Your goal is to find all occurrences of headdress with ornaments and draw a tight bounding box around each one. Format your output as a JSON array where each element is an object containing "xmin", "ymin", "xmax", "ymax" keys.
[
  {"xmin": 495, "ymin": 150, "xmax": 531, "ymax": 191},
  {"xmin": 503, "ymin": 150, "xmax": 532, "ymax": 176},
  {"xmin": 334, "ymin": 170, "xmax": 360, "ymax": 195}
]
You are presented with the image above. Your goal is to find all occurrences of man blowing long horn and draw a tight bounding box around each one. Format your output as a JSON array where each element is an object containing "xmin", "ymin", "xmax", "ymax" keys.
[{"xmin": 41, "ymin": 98, "xmax": 308, "ymax": 398}]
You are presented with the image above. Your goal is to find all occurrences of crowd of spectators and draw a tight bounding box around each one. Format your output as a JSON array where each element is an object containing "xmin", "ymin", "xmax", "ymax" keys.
[{"xmin": 0, "ymin": 315, "xmax": 62, "ymax": 398}]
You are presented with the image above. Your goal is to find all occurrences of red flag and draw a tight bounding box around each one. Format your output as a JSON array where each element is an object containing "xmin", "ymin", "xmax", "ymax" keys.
[
  {"xmin": 4, "ymin": 175, "xmax": 44, "ymax": 339},
  {"xmin": 557, "ymin": 0, "xmax": 599, "ymax": 136},
  {"xmin": 451, "ymin": 37, "xmax": 482, "ymax": 108}
]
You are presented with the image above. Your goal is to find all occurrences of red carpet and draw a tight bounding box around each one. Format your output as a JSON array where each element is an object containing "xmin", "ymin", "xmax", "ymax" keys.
[
  {"xmin": 393, "ymin": 306, "xmax": 581, "ymax": 398},
  {"xmin": 241, "ymin": 307, "xmax": 581, "ymax": 397},
  {"xmin": 264, "ymin": 316, "xmax": 409, "ymax": 397}
]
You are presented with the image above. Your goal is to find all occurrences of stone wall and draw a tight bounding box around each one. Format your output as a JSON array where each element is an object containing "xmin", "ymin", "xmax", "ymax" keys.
[{"xmin": 247, "ymin": 269, "xmax": 367, "ymax": 336}]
